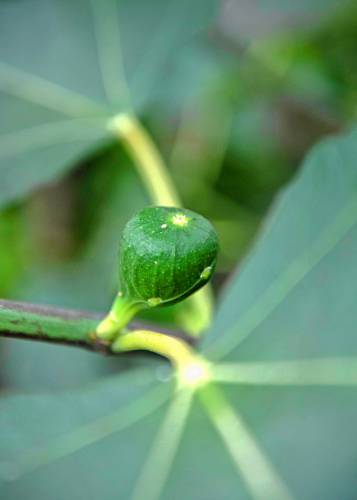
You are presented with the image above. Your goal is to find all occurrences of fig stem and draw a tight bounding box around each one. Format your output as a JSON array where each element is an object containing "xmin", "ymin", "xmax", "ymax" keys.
[
  {"xmin": 112, "ymin": 329, "xmax": 211, "ymax": 388},
  {"xmin": 108, "ymin": 112, "xmax": 214, "ymax": 336},
  {"xmin": 96, "ymin": 294, "xmax": 144, "ymax": 341},
  {"xmin": 112, "ymin": 329, "xmax": 194, "ymax": 366}
]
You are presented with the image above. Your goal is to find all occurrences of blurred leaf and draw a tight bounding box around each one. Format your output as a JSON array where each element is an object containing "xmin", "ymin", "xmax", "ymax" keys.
[
  {"xmin": 1, "ymin": 145, "xmax": 148, "ymax": 391},
  {"xmin": 1, "ymin": 126, "xmax": 357, "ymax": 498},
  {"xmin": 0, "ymin": 367, "xmax": 174, "ymax": 498},
  {"xmin": 0, "ymin": 0, "xmax": 217, "ymax": 208},
  {"xmin": 221, "ymin": 0, "xmax": 352, "ymax": 42},
  {"xmin": 16, "ymin": 146, "xmax": 147, "ymax": 311},
  {"xmin": 202, "ymin": 125, "xmax": 357, "ymax": 497},
  {"xmin": 204, "ymin": 126, "xmax": 357, "ymax": 356}
]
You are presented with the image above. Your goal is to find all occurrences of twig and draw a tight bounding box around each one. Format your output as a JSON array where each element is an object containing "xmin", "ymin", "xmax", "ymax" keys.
[{"xmin": 0, "ymin": 299, "xmax": 193, "ymax": 355}]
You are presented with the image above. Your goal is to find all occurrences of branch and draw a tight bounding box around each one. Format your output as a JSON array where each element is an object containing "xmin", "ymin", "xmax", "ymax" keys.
[{"xmin": 0, "ymin": 299, "xmax": 193, "ymax": 355}]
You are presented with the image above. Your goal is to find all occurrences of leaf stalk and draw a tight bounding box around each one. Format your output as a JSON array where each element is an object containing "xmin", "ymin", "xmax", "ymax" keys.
[{"xmin": 109, "ymin": 112, "xmax": 214, "ymax": 336}]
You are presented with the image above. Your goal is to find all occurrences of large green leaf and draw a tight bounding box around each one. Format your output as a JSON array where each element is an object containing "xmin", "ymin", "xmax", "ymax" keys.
[
  {"xmin": 1, "ymin": 128, "xmax": 357, "ymax": 499},
  {"xmin": 0, "ymin": 366, "xmax": 174, "ymax": 499},
  {"xmin": 0, "ymin": 0, "xmax": 217, "ymax": 207},
  {"xmin": 204, "ymin": 126, "xmax": 357, "ymax": 358},
  {"xmin": 201, "ymin": 125, "xmax": 357, "ymax": 499}
]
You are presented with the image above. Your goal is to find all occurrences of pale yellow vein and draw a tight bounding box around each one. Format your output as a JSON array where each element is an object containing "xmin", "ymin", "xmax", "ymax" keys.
[
  {"xmin": 131, "ymin": 388, "xmax": 194, "ymax": 500},
  {"xmin": 0, "ymin": 62, "xmax": 104, "ymax": 117},
  {"xmin": 90, "ymin": 0, "xmax": 131, "ymax": 107},
  {"xmin": 200, "ymin": 384, "xmax": 294, "ymax": 500},
  {"xmin": 0, "ymin": 118, "xmax": 108, "ymax": 159},
  {"xmin": 213, "ymin": 358, "xmax": 357, "ymax": 386}
]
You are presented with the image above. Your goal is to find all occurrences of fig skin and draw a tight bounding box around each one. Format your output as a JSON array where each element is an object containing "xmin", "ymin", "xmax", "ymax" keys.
[{"xmin": 119, "ymin": 206, "xmax": 219, "ymax": 306}]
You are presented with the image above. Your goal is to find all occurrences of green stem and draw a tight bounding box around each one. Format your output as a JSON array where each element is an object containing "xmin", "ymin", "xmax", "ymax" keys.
[
  {"xmin": 109, "ymin": 113, "xmax": 181, "ymax": 206},
  {"xmin": 109, "ymin": 113, "xmax": 214, "ymax": 336},
  {"xmin": 0, "ymin": 299, "xmax": 193, "ymax": 355},
  {"xmin": 112, "ymin": 329, "xmax": 211, "ymax": 388},
  {"xmin": 96, "ymin": 294, "xmax": 145, "ymax": 341},
  {"xmin": 112, "ymin": 329, "xmax": 196, "ymax": 369},
  {"xmin": 0, "ymin": 299, "xmax": 100, "ymax": 350},
  {"xmin": 0, "ymin": 300, "xmax": 212, "ymax": 385}
]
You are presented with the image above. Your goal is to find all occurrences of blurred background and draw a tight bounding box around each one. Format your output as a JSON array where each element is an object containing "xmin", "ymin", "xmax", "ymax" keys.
[{"xmin": 0, "ymin": 0, "xmax": 356, "ymax": 392}]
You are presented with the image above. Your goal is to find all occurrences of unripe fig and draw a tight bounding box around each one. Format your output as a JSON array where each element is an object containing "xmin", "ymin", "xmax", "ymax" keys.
[
  {"xmin": 96, "ymin": 206, "xmax": 218, "ymax": 340},
  {"xmin": 120, "ymin": 206, "xmax": 218, "ymax": 305}
]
